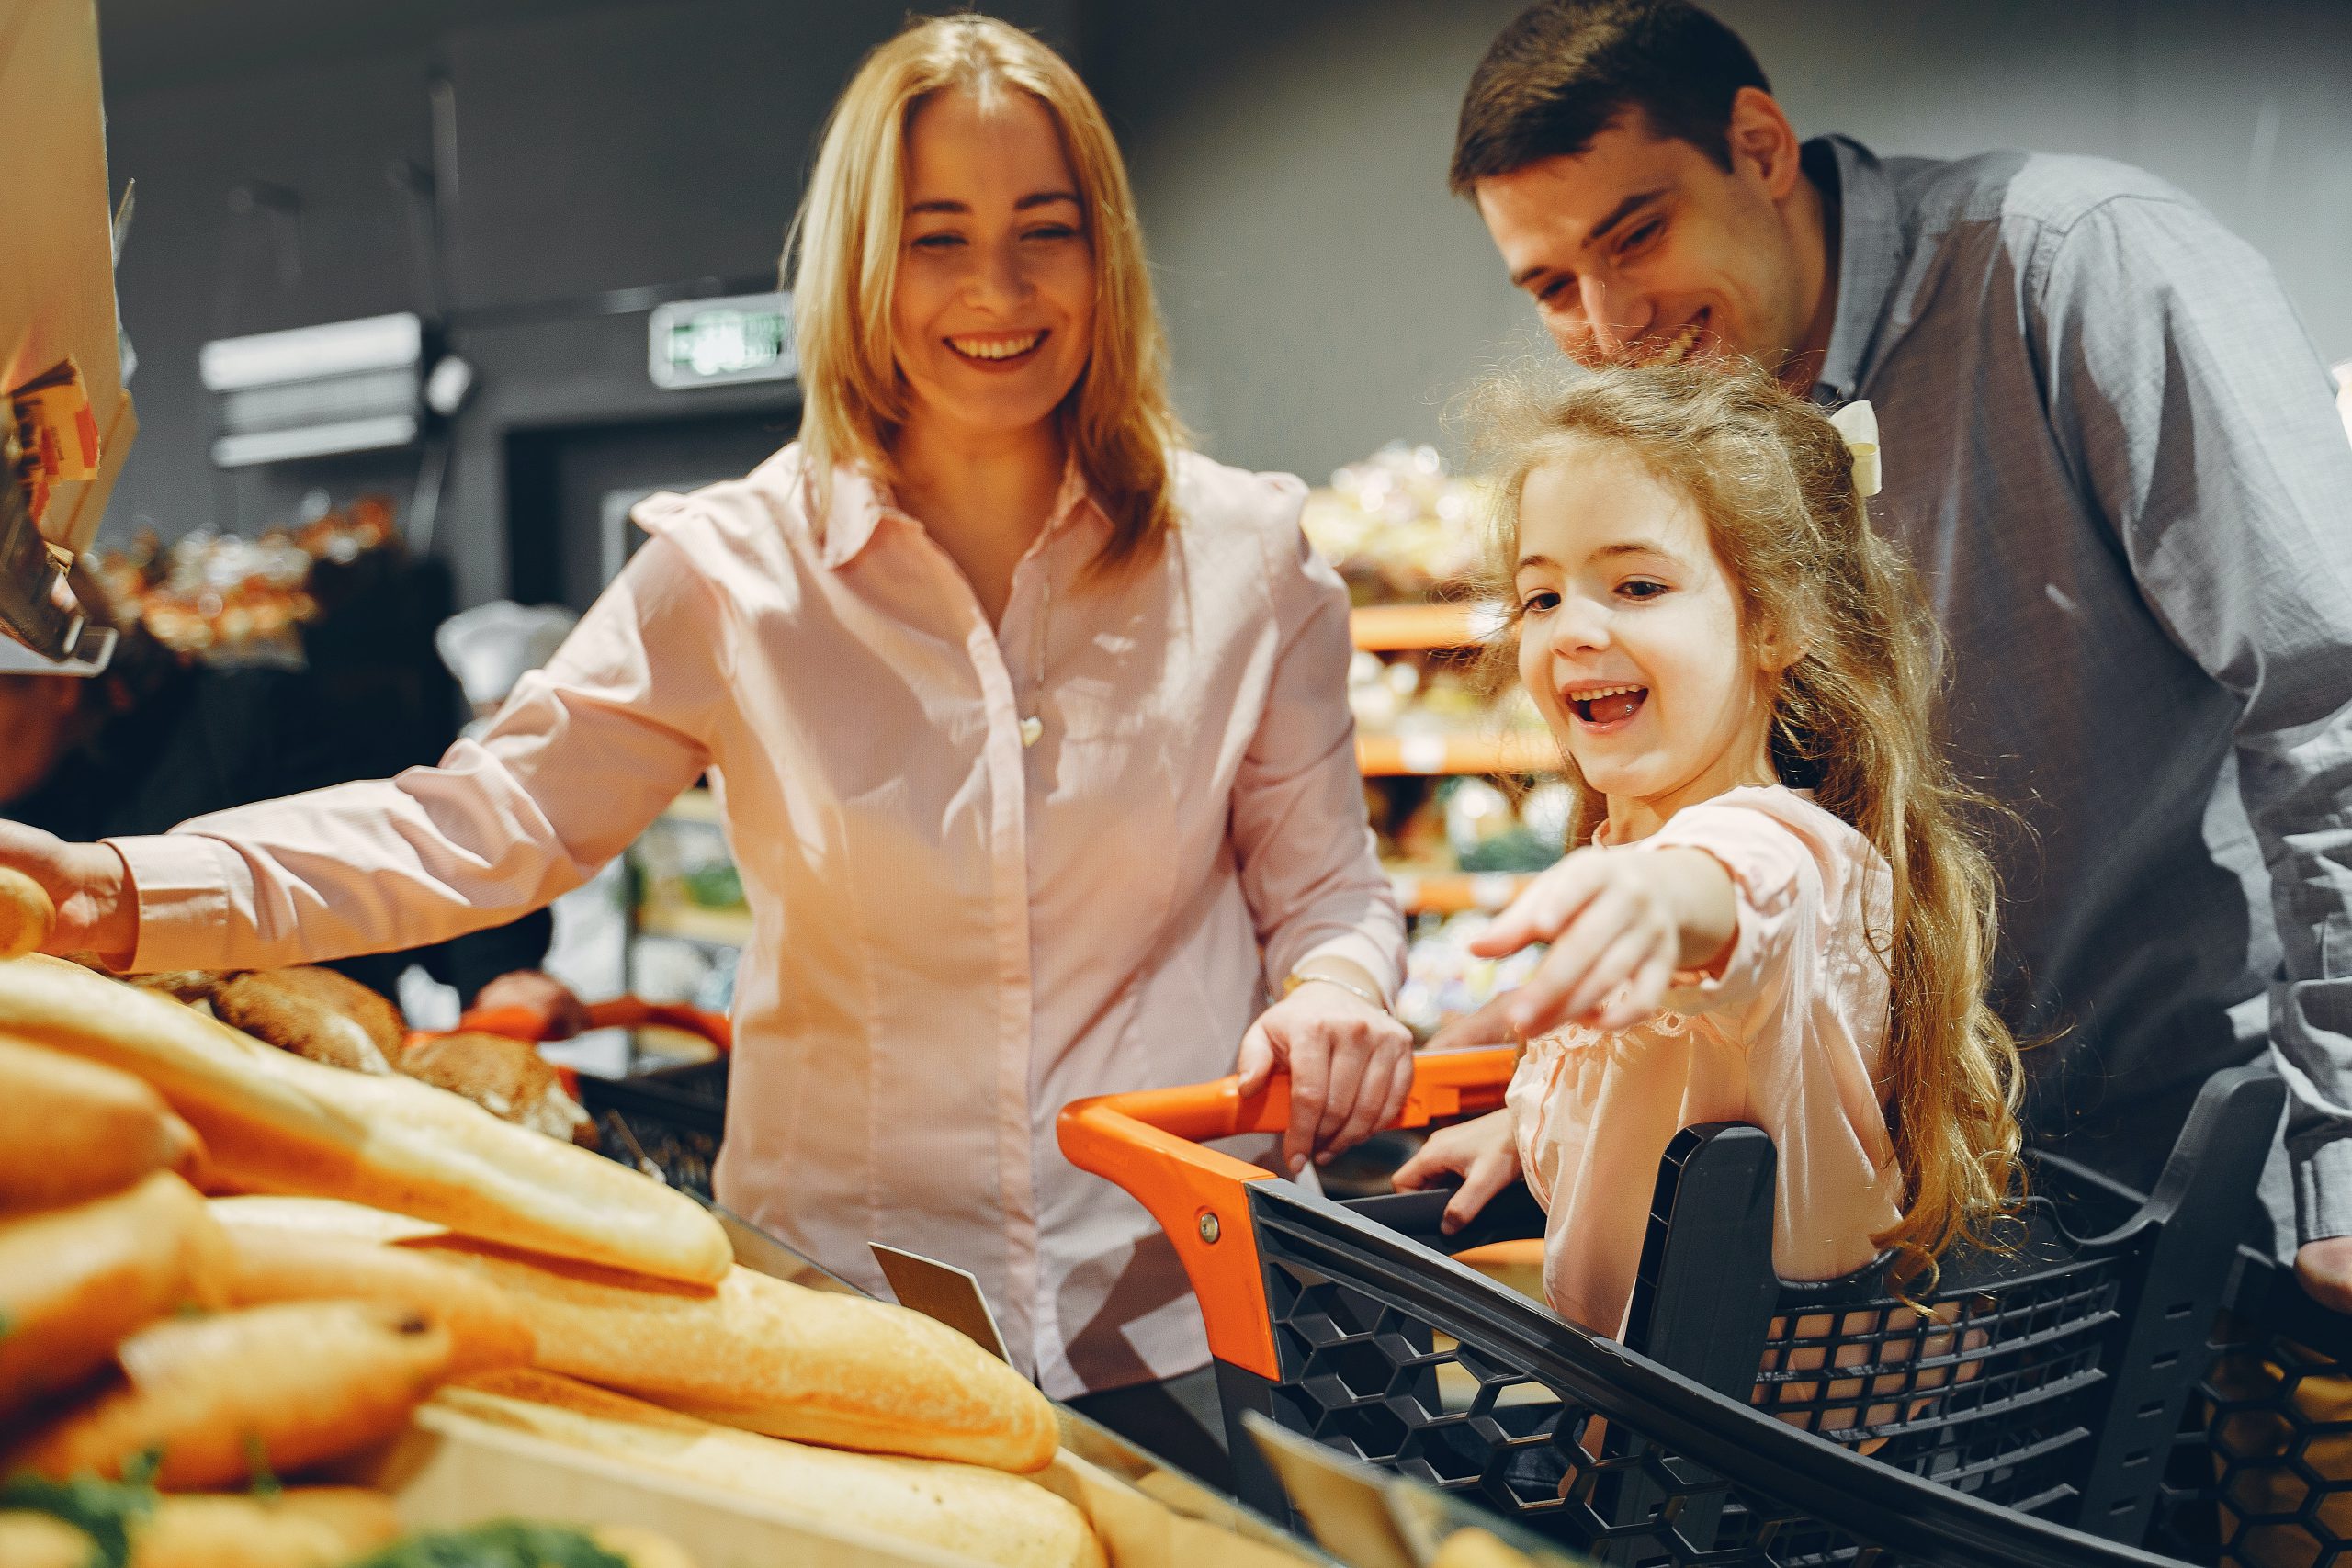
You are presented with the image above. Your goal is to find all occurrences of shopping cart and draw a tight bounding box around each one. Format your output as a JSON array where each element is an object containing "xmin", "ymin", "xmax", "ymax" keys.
[
  {"xmin": 444, "ymin": 996, "xmax": 732, "ymax": 1195},
  {"xmin": 1060, "ymin": 1048, "xmax": 2286, "ymax": 1567}
]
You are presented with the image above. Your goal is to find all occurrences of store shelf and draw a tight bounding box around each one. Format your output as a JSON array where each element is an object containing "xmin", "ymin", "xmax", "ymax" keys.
[
  {"xmin": 1349, "ymin": 601, "xmax": 1504, "ymax": 652},
  {"xmin": 637, "ymin": 900, "xmax": 752, "ymax": 947},
  {"xmin": 1357, "ymin": 730, "xmax": 1559, "ymax": 776},
  {"xmin": 1389, "ymin": 869, "xmax": 1539, "ymax": 916}
]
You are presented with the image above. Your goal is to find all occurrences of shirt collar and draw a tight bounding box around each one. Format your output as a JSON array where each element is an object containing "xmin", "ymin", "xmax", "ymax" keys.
[
  {"xmin": 812, "ymin": 448, "xmax": 1101, "ymax": 570},
  {"xmin": 1806, "ymin": 134, "xmax": 1904, "ymax": 407}
]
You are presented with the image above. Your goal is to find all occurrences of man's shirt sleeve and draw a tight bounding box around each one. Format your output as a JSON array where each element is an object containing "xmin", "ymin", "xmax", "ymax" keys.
[{"xmin": 2031, "ymin": 190, "xmax": 2352, "ymax": 1244}]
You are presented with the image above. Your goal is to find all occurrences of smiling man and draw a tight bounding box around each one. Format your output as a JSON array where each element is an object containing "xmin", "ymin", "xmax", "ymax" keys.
[{"xmin": 1453, "ymin": 2, "xmax": 2352, "ymax": 1300}]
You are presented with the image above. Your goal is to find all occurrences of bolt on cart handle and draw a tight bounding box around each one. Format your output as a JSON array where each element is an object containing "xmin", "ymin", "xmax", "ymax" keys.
[{"xmin": 1057, "ymin": 1045, "xmax": 1517, "ymax": 1379}]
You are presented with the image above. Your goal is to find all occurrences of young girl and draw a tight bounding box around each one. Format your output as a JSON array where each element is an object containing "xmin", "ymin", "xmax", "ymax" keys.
[{"xmin": 1394, "ymin": 362, "xmax": 2023, "ymax": 1338}]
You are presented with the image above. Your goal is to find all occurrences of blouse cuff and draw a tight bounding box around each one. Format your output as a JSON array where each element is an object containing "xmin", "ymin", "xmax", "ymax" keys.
[
  {"xmin": 107, "ymin": 832, "xmax": 251, "ymax": 975},
  {"xmin": 1292, "ymin": 932, "xmax": 1400, "ymax": 1009}
]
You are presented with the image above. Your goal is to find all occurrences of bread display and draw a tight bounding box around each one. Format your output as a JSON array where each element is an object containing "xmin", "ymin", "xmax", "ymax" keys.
[
  {"xmin": 0, "ymin": 954, "xmax": 730, "ymax": 1285},
  {"xmin": 6, "ymin": 1299, "xmax": 460, "ymax": 1487},
  {"xmin": 209, "ymin": 967, "xmax": 403, "ymax": 1076},
  {"xmin": 437, "ymin": 1370, "xmax": 1103, "ymax": 1568},
  {"xmin": 0, "ymin": 955, "xmax": 1283, "ymax": 1567},
  {"xmin": 398, "ymin": 1030, "xmax": 593, "ymax": 1145},
  {"xmin": 0, "ymin": 1171, "xmax": 231, "ymax": 1417},
  {"xmin": 211, "ymin": 1193, "xmax": 1058, "ymax": 1473},
  {"xmin": 0, "ymin": 1036, "xmax": 203, "ymax": 1210}
]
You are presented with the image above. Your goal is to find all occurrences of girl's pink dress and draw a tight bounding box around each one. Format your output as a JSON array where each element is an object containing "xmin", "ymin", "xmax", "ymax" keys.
[{"xmin": 1505, "ymin": 785, "xmax": 1905, "ymax": 1337}]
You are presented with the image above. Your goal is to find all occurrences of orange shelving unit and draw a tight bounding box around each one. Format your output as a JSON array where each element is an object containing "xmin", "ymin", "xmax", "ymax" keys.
[
  {"xmin": 1355, "ymin": 729, "xmax": 1559, "ymax": 777},
  {"xmin": 1346, "ymin": 601, "xmax": 1500, "ymax": 653}
]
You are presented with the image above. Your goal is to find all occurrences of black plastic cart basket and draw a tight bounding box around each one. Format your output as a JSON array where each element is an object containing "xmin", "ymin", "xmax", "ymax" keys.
[{"xmin": 1059, "ymin": 1047, "xmax": 2291, "ymax": 1567}]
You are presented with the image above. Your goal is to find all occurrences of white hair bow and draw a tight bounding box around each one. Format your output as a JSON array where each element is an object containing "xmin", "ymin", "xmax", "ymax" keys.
[{"xmin": 1828, "ymin": 400, "xmax": 1883, "ymax": 499}]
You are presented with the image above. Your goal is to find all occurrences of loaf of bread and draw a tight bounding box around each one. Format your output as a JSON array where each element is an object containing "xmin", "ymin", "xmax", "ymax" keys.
[
  {"xmin": 0, "ymin": 1036, "xmax": 204, "ymax": 1211},
  {"xmin": 7, "ymin": 1299, "xmax": 457, "ymax": 1487},
  {"xmin": 220, "ymin": 1220, "xmax": 537, "ymax": 1373},
  {"xmin": 210, "ymin": 967, "xmax": 403, "ymax": 1075},
  {"xmin": 440, "ymin": 1370, "xmax": 1102, "ymax": 1568},
  {"xmin": 0, "ymin": 954, "xmax": 729, "ymax": 1284},
  {"xmin": 399, "ymin": 1030, "xmax": 592, "ymax": 1144},
  {"xmin": 0, "ymin": 867, "xmax": 54, "ymax": 959},
  {"xmin": 0, "ymin": 1171, "xmax": 231, "ymax": 1417},
  {"xmin": 415, "ymin": 1238, "xmax": 1057, "ymax": 1472},
  {"xmin": 209, "ymin": 1193, "xmax": 1058, "ymax": 1473}
]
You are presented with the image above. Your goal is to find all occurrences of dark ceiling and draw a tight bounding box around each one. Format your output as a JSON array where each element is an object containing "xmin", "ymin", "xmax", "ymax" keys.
[{"xmin": 95, "ymin": 0, "xmax": 650, "ymax": 96}]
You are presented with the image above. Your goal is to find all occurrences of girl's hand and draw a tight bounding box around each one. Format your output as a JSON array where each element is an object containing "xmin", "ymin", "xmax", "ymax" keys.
[
  {"xmin": 1428, "ymin": 844, "xmax": 1734, "ymax": 1050},
  {"xmin": 1236, "ymin": 978, "xmax": 1415, "ymax": 1178},
  {"xmin": 1391, "ymin": 1110, "xmax": 1522, "ymax": 1235},
  {"xmin": 0, "ymin": 820, "xmax": 136, "ymax": 964}
]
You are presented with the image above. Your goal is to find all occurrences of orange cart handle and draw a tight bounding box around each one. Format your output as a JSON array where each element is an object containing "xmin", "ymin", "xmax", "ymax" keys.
[
  {"xmin": 454, "ymin": 997, "xmax": 734, "ymax": 1054},
  {"xmin": 1057, "ymin": 1045, "xmax": 1517, "ymax": 1379}
]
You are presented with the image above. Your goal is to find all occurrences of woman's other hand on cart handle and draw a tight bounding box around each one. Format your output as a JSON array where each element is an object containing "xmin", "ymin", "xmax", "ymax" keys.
[
  {"xmin": 473, "ymin": 969, "xmax": 592, "ymax": 1040},
  {"xmin": 1393, "ymin": 1110, "xmax": 1522, "ymax": 1235},
  {"xmin": 0, "ymin": 820, "xmax": 136, "ymax": 965},
  {"xmin": 1237, "ymin": 967, "xmax": 1415, "ymax": 1178}
]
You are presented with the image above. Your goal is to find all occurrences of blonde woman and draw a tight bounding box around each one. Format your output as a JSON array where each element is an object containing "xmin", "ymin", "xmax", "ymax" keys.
[{"xmin": 0, "ymin": 16, "xmax": 1410, "ymax": 1472}]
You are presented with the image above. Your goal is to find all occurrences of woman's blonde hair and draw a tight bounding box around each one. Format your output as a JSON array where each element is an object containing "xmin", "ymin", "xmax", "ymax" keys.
[
  {"xmin": 786, "ymin": 13, "xmax": 1183, "ymax": 563},
  {"xmin": 1477, "ymin": 360, "xmax": 2025, "ymax": 1292}
]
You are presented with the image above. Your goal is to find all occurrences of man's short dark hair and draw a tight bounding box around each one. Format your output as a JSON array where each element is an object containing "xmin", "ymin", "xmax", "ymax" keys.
[{"xmin": 1450, "ymin": 0, "xmax": 1770, "ymax": 195}]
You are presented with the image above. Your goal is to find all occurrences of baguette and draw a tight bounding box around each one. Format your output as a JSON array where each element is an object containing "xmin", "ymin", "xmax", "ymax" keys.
[
  {"xmin": 0, "ymin": 867, "xmax": 52, "ymax": 959},
  {"xmin": 441, "ymin": 1370, "xmax": 1102, "ymax": 1568},
  {"xmin": 209, "ymin": 1192, "xmax": 450, "ymax": 1245},
  {"xmin": 7, "ymin": 1300, "xmax": 456, "ymax": 1487},
  {"xmin": 0, "ymin": 1172, "xmax": 231, "ymax": 1417},
  {"xmin": 0, "ymin": 954, "xmax": 729, "ymax": 1284},
  {"xmin": 417, "ymin": 1237, "xmax": 1058, "ymax": 1472},
  {"xmin": 0, "ymin": 1035, "xmax": 204, "ymax": 1211},
  {"xmin": 207, "ymin": 1194, "xmax": 1058, "ymax": 1473},
  {"xmin": 220, "ymin": 1222, "xmax": 537, "ymax": 1373}
]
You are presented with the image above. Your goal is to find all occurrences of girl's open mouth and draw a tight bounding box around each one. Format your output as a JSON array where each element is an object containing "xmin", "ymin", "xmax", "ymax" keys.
[{"xmin": 1567, "ymin": 684, "xmax": 1647, "ymax": 730}]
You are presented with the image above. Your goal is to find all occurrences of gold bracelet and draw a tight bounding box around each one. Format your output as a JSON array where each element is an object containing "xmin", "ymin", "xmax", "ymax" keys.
[{"xmin": 1282, "ymin": 968, "xmax": 1389, "ymax": 1014}]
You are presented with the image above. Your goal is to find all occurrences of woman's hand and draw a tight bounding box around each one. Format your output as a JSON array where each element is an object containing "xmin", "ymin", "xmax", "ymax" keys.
[
  {"xmin": 471, "ymin": 970, "xmax": 593, "ymax": 1040},
  {"xmin": 1427, "ymin": 844, "xmax": 1734, "ymax": 1051},
  {"xmin": 0, "ymin": 820, "xmax": 136, "ymax": 964},
  {"xmin": 1391, "ymin": 1109, "xmax": 1522, "ymax": 1235},
  {"xmin": 1236, "ymin": 976, "xmax": 1415, "ymax": 1178}
]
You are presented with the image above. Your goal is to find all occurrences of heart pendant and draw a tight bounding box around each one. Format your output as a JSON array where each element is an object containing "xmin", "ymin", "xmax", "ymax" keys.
[{"xmin": 1019, "ymin": 715, "xmax": 1044, "ymax": 749}]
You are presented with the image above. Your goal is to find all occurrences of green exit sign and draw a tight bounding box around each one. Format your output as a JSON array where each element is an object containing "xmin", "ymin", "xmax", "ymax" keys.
[{"xmin": 650, "ymin": 292, "xmax": 797, "ymax": 389}]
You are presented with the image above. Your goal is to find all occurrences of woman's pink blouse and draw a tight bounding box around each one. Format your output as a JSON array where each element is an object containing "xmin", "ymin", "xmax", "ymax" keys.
[{"xmin": 107, "ymin": 444, "xmax": 1405, "ymax": 1398}]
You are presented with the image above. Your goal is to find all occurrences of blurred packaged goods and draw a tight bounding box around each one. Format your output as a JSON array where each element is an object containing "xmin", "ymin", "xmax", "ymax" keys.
[
  {"xmin": 1302, "ymin": 441, "xmax": 1491, "ymax": 604},
  {"xmin": 1395, "ymin": 908, "xmax": 1547, "ymax": 1037},
  {"xmin": 87, "ymin": 496, "xmax": 400, "ymax": 665}
]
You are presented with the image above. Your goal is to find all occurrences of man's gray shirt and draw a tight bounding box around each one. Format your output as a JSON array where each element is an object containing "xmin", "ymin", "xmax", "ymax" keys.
[{"xmin": 1806, "ymin": 135, "xmax": 2352, "ymax": 1246}]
